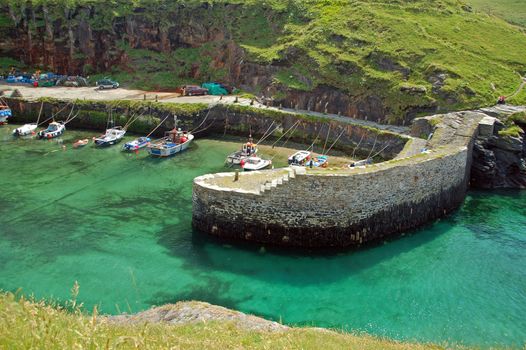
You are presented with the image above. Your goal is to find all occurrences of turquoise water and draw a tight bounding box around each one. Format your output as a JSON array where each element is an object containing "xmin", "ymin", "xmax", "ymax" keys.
[{"xmin": 0, "ymin": 126, "xmax": 525, "ymax": 348}]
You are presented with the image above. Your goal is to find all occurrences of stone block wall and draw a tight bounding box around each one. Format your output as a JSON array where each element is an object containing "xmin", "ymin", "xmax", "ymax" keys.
[{"xmin": 193, "ymin": 146, "xmax": 469, "ymax": 248}]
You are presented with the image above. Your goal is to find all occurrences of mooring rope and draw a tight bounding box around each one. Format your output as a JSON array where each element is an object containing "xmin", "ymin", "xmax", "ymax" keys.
[
  {"xmin": 367, "ymin": 134, "xmax": 379, "ymax": 159},
  {"xmin": 38, "ymin": 102, "xmax": 71, "ymax": 126},
  {"xmin": 270, "ymin": 120, "xmax": 300, "ymax": 148},
  {"xmin": 35, "ymin": 101, "xmax": 44, "ymax": 125},
  {"xmin": 190, "ymin": 103, "xmax": 220, "ymax": 134},
  {"xmin": 352, "ymin": 133, "xmax": 366, "ymax": 159},
  {"xmin": 369, "ymin": 142, "xmax": 391, "ymax": 160},
  {"xmin": 279, "ymin": 120, "xmax": 301, "ymax": 149},
  {"xmin": 324, "ymin": 128, "xmax": 346, "ymax": 155},
  {"xmin": 322, "ymin": 124, "xmax": 331, "ymax": 155},
  {"xmin": 306, "ymin": 126, "xmax": 324, "ymax": 153},
  {"xmin": 192, "ymin": 117, "xmax": 218, "ymax": 135},
  {"xmin": 146, "ymin": 114, "xmax": 171, "ymax": 138}
]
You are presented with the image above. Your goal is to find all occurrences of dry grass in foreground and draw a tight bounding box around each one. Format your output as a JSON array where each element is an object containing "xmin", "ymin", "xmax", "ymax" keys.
[{"xmin": 0, "ymin": 292, "xmax": 449, "ymax": 350}]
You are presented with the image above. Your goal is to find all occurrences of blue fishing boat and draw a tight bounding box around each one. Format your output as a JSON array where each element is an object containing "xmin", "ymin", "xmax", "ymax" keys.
[
  {"xmin": 123, "ymin": 137, "xmax": 151, "ymax": 151},
  {"xmin": 0, "ymin": 103, "xmax": 12, "ymax": 125}
]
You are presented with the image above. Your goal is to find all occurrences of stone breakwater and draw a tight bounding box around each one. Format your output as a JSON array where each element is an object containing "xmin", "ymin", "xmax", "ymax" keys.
[{"xmin": 193, "ymin": 106, "xmax": 526, "ymax": 248}]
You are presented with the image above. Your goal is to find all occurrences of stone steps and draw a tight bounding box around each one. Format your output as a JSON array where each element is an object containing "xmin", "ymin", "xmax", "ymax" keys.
[{"xmin": 259, "ymin": 167, "xmax": 301, "ymax": 194}]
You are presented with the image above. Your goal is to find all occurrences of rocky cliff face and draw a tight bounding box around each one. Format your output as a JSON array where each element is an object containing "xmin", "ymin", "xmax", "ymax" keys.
[
  {"xmin": 471, "ymin": 121, "xmax": 526, "ymax": 189},
  {"xmin": 2, "ymin": 1, "xmax": 525, "ymax": 124}
]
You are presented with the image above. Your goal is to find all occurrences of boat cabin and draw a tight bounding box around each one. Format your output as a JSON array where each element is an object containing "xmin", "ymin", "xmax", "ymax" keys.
[{"xmin": 167, "ymin": 128, "xmax": 189, "ymax": 144}]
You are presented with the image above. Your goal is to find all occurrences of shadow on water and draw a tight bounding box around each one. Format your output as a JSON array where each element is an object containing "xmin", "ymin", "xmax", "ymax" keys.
[
  {"xmin": 154, "ymin": 208, "xmax": 452, "ymax": 288},
  {"xmin": 145, "ymin": 275, "xmax": 250, "ymax": 311}
]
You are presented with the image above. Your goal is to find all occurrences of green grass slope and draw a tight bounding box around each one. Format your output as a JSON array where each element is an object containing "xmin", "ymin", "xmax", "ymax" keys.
[
  {"xmin": 467, "ymin": 0, "xmax": 526, "ymax": 26},
  {"xmin": 1, "ymin": 0, "xmax": 526, "ymax": 122},
  {"xmin": 0, "ymin": 292, "xmax": 444, "ymax": 350}
]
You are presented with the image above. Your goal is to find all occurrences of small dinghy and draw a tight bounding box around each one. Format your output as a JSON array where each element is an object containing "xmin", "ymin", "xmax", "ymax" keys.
[
  {"xmin": 123, "ymin": 137, "xmax": 151, "ymax": 152},
  {"xmin": 226, "ymin": 138, "xmax": 258, "ymax": 166},
  {"xmin": 0, "ymin": 103, "xmax": 12, "ymax": 125},
  {"xmin": 38, "ymin": 121, "xmax": 65, "ymax": 139},
  {"xmin": 94, "ymin": 127, "xmax": 126, "ymax": 147},
  {"xmin": 148, "ymin": 129, "xmax": 194, "ymax": 158},
  {"xmin": 288, "ymin": 150, "xmax": 311, "ymax": 166},
  {"xmin": 13, "ymin": 123, "xmax": 37, "ymax": 136},
  {"xmin": 73, "ymin": 139, "xmax": 89, "ymax": 148},
  {"xmin": 307, "ymin": 155, "xmax": 329, "ymax": 168},
  {"xmin": 349, "ymin": 158, "xmax": 372, "ymax": 168},
  {"xmin": 242, "ymin": 156, "xmax": 272, "ymax": 171}
]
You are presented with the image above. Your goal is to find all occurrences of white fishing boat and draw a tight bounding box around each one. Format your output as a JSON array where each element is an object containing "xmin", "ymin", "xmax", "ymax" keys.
[
  {"xmin": 147, "ymin": 129, "xmax": 194, "ymax": 157},
  {"xmin": 94, "ymin": 127, "xmax": 126, "ymax": 147},
  {"xmin": 13, "ymin": 123, "xmax": 37, "ymax": 136},
  {"xmin": 123, "ymin": 137, "xmax": 151, "ymax": 151},
  {"xmin": 242, "ymin": 156, "xmax": 272, "ymax": 171},
  {"xmin": 38, "ymin": 121, "xmax": 65, "ymax": 139},
  {"xmin": 288, "ymin": 150, "xmax": 311, "ymax": 166},
  {"xmin": 226, "ymin": 138, "xmax": 258, "ymax": 165}
]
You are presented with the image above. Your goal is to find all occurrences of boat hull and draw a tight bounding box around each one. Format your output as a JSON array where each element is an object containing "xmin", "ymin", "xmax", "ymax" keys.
[
  {"xmin": 243, "ymin": 160, "xmax": 272, "ymax": 171},
  {"xmin": 123, "ymin": 138, "xmax": 151, "ymax": 152},
  {"xmin": 148, "ymin": 138, "xmax": 193, "ymax": 158},
  {"xmin": 94, "ymin": 137, "xmax": 124, "ymax": 147},
  {"xmin": 13, "ymin": 124, "xmax": 37, "ymax": 136},
  {"xmin": 38, "ymin": 125, "xmax": 65, "ymax": 139},
  {"xmin": 0, "ymin": 108, "xmax": 11, "ymax": 125}
]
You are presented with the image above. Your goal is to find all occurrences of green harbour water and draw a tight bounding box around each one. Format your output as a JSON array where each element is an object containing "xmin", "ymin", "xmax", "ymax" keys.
[{"xmin": 0, "ymin": 125, "xmax": 525, "ymax": 348}]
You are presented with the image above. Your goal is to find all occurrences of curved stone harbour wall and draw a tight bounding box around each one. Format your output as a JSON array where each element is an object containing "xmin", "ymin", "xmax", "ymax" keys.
[
  {"xmin": 193, "ymin": 107, "xmax": 524, "ymax": 248},
  {"xmin": 193, "ymin": 146, "xmax": 469, "ymax": 248}
]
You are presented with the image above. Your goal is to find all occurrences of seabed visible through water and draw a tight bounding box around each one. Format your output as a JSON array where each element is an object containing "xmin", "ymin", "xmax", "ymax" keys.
[{"xmin": 0, "ymin": 125, "xmax": 525, "ymax": 348}]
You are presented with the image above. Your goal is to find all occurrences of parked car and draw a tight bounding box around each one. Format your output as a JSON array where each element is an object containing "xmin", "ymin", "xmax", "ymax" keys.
[
  {"xmin": 96, "ymin": 78, "xmax": 120, "ymax": 90},
  {"xmin": 176, "ymin": 85, "xmax": 208, "ymax": 96}
]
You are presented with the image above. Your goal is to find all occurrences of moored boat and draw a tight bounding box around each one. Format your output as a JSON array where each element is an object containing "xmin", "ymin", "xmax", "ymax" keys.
[
  {"xmin": 288, "ymin": 150, "xmax": 311, "ymax": 166},
  {"xmin": 241, "ymin": 156, "xmax": 272, "ymax": 171},
  {"xmin": 94, "ymin": 127, "xmax": 126, "ymax": 147},
  {"xmin": 123, "ymin": 137, "xmax": 151, "ymax": 152},
  {"xmin": 38, "ymin": 121, "xmax": 65, "ymax": 139},
  {"xmin": 13, "ymin": 123, "xmax": 37, "ymax": 136},
  {"xmin": 73, "ymin": 139, "xmax": 89, "ymax": 148},
  {"xmin": 0, "ymin": 103, "xmax": 12, "ymax": 125},
  {"xmin": 226, "ymin": 138, "xmax": 258, "ymax": 165},
  {"xmin": 147, "ymin": 129, "xmax": 194, "ymax": 157},
  {"xmin": 308, "ymin": 155, "xmax": 329, "ymax": 168}
]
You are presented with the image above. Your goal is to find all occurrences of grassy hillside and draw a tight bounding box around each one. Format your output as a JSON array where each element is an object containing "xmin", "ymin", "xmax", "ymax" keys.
[
  {"xmin": 0, "ymin": 292, "xmax": 443, "ymax": 350},
  {"xmin": 1, "ymin": 0, "xmax": 526, "ymax": 122},
  {"xmin": 467, "ymin": 0, "xmax": 526, "ymax": 26}
]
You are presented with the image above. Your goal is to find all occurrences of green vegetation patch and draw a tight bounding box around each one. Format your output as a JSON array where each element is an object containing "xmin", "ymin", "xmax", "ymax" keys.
[
  {"xmin": 498, "ymin": 125, "xmax": 523, "ymax": 138},
  {"xmin": 0, "ymin": 292, "xmax": 442, "ymax": 350}
]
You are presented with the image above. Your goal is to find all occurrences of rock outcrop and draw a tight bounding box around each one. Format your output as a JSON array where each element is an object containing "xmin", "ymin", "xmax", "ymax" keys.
[
  {"xmin": 471, "ymin": 118, "xmax": 526, "ymax": 189},
  {"xmin": 108, "ymin": 301, "xmax": 288, "ymax": 332}
]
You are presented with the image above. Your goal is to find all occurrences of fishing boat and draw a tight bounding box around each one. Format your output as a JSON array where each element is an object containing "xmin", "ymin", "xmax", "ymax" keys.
[
  {"xmin": 13, "ymin": 123, "xmax": 37, "ymax": 136},
  {"xmin": 241, "ymin": 156, "xmax": 272, "ymax": 171},
  {"xmin": 226, "ymin": 138, "xmax": 258, "ymax": 165},
  {"xmin": 288, "ymin": 150, "xmax": 311, "ymax": 166},
  {"xmin": 0, "ymin": 104, "xmax": 12, "ymax": 125},
  {"xmin": 123, "ymin": 137, "xmax": 151, "ymax": 152},
  {"xmin": 38, "ymin": 121, "xmax": 65, "ymax": 139},
  {"xmin": 349, "ymin": 158, "xmax": 372, "ymax": 168},
  {"xmin": 148, "ymin": 128, "xmax": 194, "ymax": 158},
  {"xmin": 94, "ymin": 126, "xmax": 126, "ymax": 147},
  {"xmin": 308, "ymin": 155, "xmax": 329, "ymax": 168},
  {"xmin": 73, "ymin": 139, "xmax": 89, "ymax": 148}
]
